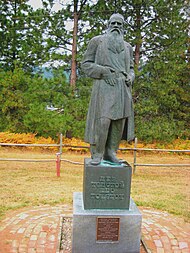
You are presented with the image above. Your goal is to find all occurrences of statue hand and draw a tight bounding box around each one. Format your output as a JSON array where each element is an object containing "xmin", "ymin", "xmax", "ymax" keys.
[
  {"xmin": 125, "ymin": 75, "xmax": 132, "ymax": 87},
  {"xmin": 105, "ymin": 78, "xmax": 116, "ymax": 86},
  {"xmin": 120, "ymin": 71, "xmax": 132, "ymax": 87},
  {"xmin": 104, "ymin": 67, "xmax": 116, "ymax": 86}
]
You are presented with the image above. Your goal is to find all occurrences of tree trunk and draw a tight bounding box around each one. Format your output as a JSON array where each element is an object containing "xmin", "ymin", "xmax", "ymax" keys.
[
  {"xmin": 135, "ymin": 43, "xmax": 141, "ymax": 67},
  {"xmin": 70, "ymin": 7, "xmax": 78, "ymax": 89},
  {"xmin": 134, "ymin": 6, "xmax": 142, "ymax": 67},
  {"xmin": 12, "ymin": 0, "xmax": 17, "ymax": 69}
]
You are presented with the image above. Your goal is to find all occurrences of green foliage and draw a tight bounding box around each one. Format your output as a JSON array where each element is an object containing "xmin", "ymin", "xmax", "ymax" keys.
[
  {"xmin": 0, "ymin": 0, "xmax": 50, "ymax": 71},
  {"xmin": 0, "ymin": 0, "xmax": 189, "ymax": 142},
  {"xmin": 134, "ymin": 40, "xmax": 189, "ymax": 142},
  {"xmin": 0, "ymin": 66, "xmax": 30, "ymax": 132},
  {"xmin": 23, "ymin": 71, "xmax": 92, "ymax": 139},
  {"xmin": 135, "ymin": 116, "xmax": 183, "ymax": 142},
  {"xmin": 0, "ymin": 66, "xmax": 92, "ymax": 139},
  {"xmin": 62, "ymin": 77, "xmax": 92, "ymax": 138}
]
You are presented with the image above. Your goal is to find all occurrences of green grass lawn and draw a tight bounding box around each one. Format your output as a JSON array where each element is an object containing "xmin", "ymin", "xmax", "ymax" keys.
[{"xmin": 0, "ymin": 148, "xmax": 189, "ymax": 221}]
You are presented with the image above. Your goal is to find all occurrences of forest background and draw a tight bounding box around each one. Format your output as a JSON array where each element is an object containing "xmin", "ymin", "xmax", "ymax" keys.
[{"xmin": 0, "ymin": 0, "xmax": 189, "ymax": 144}]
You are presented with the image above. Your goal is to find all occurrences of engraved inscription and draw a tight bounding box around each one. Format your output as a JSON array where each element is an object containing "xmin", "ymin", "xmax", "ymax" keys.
[
  {"xmin": 91, "ymin": 193, "xmax": 124, "ymax": 200},
  {"xmin": 96, "ymin": 217, "xmax": 120, "ymax": 242},
  {"xmin": 90, "ymin": 176, "xmax": 125, "ymax": 201}
]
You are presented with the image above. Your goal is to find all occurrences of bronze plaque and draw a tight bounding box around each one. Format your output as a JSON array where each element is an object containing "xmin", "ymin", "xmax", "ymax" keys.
[{"xmin": 96, "ymin": 217, "xmax": 120, "ymax": 242}]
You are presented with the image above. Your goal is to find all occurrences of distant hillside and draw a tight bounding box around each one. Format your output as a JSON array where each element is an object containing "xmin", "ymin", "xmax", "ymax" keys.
[{"xmin": 33, "ymin": 67, "xmax": 70, "ymax": 81}]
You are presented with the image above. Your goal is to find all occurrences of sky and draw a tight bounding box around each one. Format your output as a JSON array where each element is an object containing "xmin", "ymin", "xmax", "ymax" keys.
[
  {"xmin": 27, "ymin": 0, "xmax": 63, "ymax": 11},
  {"xmin": 27, "ymin": 0, "xmax": 43, "ymax": 10},
  {"xmin": 27, "ymin": 0, "xmax": 73, "ymax": 29}
]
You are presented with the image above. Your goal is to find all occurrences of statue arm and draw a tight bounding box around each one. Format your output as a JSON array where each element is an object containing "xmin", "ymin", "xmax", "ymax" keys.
[
  {"xmin": 81, "ymin": 37, "xmax": 111, "ymax": 79},
  {"xmin": 123, "ymin": 44, "xmax": 135, "ymax": 87},
  {"xmin": 129, "ymin": 45, "xmax": 135, "ymax": 84}
]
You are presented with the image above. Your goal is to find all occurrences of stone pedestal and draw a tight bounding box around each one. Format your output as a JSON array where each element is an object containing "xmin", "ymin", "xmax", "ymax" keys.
[
  {"xmin": 71, "ymin": 159, "xmax": 142, "ymax": 253},
  {"xmin": 83, "ymin": 159, "xmax": 132, "ymax": 209},
  {"xmin": 72, "ymin": 192, "xmax": 142, "ymax": 253}
]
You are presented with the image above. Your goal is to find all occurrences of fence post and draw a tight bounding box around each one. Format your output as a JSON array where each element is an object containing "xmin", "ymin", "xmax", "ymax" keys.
[
  {"xmin": 56, "ymin": 153, "xmax": 61, "ymax": 177},
  {"xmin": 133, "ymin": 137, "xmax": 138, "ymax": 174},
  {"xmin": 56, "ymin": 133, "xmax": 62, "ymax": 177},
  {"xmin": 59, "ymin": 133, "xmax": 63, "ymax": 154}
]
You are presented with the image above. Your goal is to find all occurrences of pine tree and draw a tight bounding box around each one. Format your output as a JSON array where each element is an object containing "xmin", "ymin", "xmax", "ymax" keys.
[{"xmin": 0, "ymin": 0, "xmax": 49, "ymax": 71}]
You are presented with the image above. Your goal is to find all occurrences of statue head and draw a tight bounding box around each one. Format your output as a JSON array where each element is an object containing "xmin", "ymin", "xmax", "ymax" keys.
[{"xmin": 108, "ymin": 13, "xmax": 124, "ymax": 34}]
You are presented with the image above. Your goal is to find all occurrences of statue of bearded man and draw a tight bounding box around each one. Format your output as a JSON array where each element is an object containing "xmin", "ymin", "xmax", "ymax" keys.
[{"xmin": 81, "ymin": 13, "xmax": 135, "ymax": 165}]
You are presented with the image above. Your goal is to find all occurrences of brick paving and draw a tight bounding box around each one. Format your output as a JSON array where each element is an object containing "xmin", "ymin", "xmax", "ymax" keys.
[
  {"xmin": 0, "ymin": 205, "xmax": 189, "ymax": 253},
  {"xmin": 0, "ymin": 205, "xmax": 72, "ymax": 253},
  {"xmin": 141, "ymin": 208, "xmax": 190, "ymax": 253}
]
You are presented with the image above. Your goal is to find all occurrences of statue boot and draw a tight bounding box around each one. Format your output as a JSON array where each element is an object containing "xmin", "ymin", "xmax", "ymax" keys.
[
  {"xmin": 90, "ymin": 145, "xmax": 102, "ymax": 165},
  {"xmin": 103, "ymin": 119, "xmax": 125, "ymax": 164},
  {"xmin": 90, "ymin": 117, "xmax": 110, "ymax": 165}
]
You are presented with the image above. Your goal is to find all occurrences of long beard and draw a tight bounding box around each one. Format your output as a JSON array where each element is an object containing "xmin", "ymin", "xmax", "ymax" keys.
[{"xmin": 107, "ymin": 30, "xmax": 124, "ymax": 53}]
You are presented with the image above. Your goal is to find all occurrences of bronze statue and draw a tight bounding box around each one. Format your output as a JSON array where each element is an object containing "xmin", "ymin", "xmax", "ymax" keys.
[{"xmin": 81, "ymin": 13, "xmax": 135, "ymax": 165}]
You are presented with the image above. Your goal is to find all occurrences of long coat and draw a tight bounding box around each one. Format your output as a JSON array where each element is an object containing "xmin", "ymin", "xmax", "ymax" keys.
[{"xmin": 81, "ymin": 34, "xmax": 135, "ymax": 144}]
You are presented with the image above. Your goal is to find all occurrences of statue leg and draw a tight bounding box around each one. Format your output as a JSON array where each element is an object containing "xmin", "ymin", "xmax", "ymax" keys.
[
  {"xmin": 104, "ymin": 118, "xmax": 125, "ymax": 163},
  {"xmin": 90, "ymin": 117, "xmax": 111, "ymax": 165}
]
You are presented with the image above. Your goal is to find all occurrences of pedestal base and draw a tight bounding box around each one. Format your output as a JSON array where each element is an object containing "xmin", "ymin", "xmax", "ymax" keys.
[{"xmin": 72, "ymin": 192, "xmax": 142, "ymax": 253}]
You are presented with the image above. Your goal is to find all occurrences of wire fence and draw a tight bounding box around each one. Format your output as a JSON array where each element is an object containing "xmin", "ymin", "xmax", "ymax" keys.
[{"xmin": 0, "ymin": 134, "xmax": 189, "ymax": 176}]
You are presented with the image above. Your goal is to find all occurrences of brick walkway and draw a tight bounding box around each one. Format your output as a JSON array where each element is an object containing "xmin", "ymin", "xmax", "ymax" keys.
[
  {"xmin": 141, "ymin": 209, "xmax": 190, "ymax": 253},
  {"xmin": 0, "ymin": 205, "xmax": 189, "ymax": 253}
]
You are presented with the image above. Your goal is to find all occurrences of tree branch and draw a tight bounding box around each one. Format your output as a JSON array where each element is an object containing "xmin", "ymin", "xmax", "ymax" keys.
[
  {"xmin": 142, "ymin": 16, "xmax": 159, "ymax": 29},
  {"xmin": 78, "ymin": 0, "xmax": 88, "ymax": 16}
]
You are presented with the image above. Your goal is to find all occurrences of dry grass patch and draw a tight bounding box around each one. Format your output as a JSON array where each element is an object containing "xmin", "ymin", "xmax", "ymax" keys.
[
  {"xmin": 0, "ymin": 148, "xmax": 189, "ymax": 222},
  {"xmin": 131, "ymin": 153, "xmax": 189, "ymax": 215}
]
